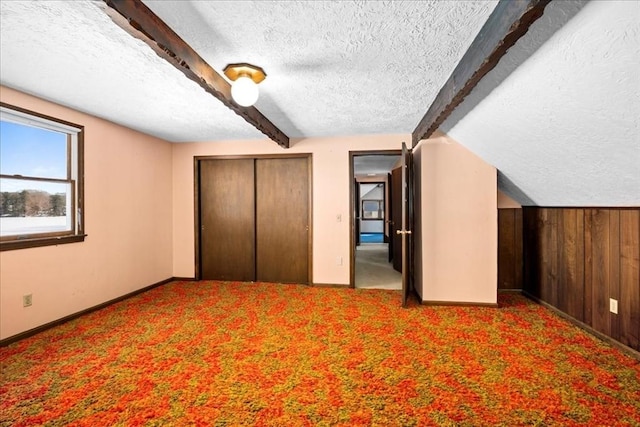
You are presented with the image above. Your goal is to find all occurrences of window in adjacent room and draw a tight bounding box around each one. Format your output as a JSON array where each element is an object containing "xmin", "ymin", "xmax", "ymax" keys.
[
  {"xmin": 0, "ymin": 102, "xmax": 85, "ymax": 251},
  {"xmin": 362, "ymin": 199, "xmax": 384, "ymax": 220}
]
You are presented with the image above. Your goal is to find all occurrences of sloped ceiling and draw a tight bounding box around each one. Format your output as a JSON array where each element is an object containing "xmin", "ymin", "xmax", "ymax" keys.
[
  {"xmin": 442, "ymin": 0, "xmax": 640, "ymax": 206},
  {"xmin": 0, "ymin": 0, "xmax": 496, "ymax": 142}
]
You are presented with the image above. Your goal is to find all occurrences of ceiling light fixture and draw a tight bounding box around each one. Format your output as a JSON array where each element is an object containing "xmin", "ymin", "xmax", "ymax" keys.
[{"xmin": 223, "ymin": 63, "xmax": 266, "ymax": 107}]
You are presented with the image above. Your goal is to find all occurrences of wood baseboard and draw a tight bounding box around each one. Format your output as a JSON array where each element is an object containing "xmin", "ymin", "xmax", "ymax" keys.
[
  {"xmin": 522, "ymin": 291, "xmax": 640, "ymax": 361},
  {"xmin": 0, "ymin": 277, "xmax": 181, "ymax": 347},
  {"xmin": 421, "ymin": 299, "xmax": 499, "ymax": 308},
  {"xmin": 309, "ymin": 282, "xmax": 350, "ymax": 288}
]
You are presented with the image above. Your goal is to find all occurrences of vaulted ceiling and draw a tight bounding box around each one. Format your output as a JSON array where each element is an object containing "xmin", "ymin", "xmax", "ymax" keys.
[{"xmin": 1, "ymin": 0, "xmax": 638, "ymax": 205}]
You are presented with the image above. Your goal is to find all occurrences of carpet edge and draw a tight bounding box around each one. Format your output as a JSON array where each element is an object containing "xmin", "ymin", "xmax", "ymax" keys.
[
  {"xmin": 523, "ymin": 291, "xmax": 640, "ymax": 361},
  {"xmin": 0, "ymin": 276, "xmax": 192, "ymax": 347}
]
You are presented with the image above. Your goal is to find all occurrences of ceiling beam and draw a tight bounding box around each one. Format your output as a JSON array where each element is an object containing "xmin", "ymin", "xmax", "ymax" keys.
[
  {"xmin": 411, "ymin": 0, "xmax": 551, "ymax": 146},
  {"xmin": 100, "ymin": 0, "xmax": 290, "ymax": 148}
]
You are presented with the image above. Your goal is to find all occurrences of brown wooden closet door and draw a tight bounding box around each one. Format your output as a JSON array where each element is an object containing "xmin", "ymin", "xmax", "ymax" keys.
[
  {"xmin": 200, "ymin": 159, "xmax": 255, "ymax": 281},
  {"xmin": 256, "ymin": 157, "xmax": 310, "ymax": 284}
]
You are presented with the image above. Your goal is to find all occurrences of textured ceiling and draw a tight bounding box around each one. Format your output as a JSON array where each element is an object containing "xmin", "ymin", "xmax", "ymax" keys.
[
  {"xmin": 3, "ymin": 1, "xmax": 634, "ymax": 206},
  {"xmin": 353, "ymin": 154, "xmax": 401, "ymax": 175},
  {"xmin": 0, "ymin": 0, "xmax": 264, "ymax": 142},
  {"xmin": 0, "ymin": 0, "xmax": 497, "ymax": 142},
  {"xmin": 442, "ymin": 0, "xmax": 640, "ymax": 206}
]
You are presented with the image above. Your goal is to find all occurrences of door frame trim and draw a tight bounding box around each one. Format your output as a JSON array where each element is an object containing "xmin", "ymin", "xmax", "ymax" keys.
[
  {"xmin": 194, "ymin": 153, "xmax": 313, "ymax": 283},
  {"xmin": 349, "ymin": 150, "xmax": 402, "ymax": 288}
]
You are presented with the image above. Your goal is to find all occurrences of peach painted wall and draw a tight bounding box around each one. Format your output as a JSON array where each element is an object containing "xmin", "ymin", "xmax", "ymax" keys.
[
  {"xmin": 413, "ymin": 132, "xmax": 497, "ymax": 304},
  {"xmin": 171, "ymin": 135, "xmax": 407, "ymax": 284},
  {"xmin": 0, "ymin": 86, "xmax": 173, "ymax": 340},
  {"xmin": 498, "ymin": 190, "xmax": 522, "ymax": 209}
]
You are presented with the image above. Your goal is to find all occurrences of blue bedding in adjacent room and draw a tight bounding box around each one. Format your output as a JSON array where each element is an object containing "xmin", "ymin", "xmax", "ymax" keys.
[{"xmin": 360, "ymin": 233, "xmax": 384, "ymax": 243}]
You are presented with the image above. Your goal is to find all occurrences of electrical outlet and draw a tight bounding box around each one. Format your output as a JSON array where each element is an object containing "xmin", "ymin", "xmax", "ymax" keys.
[
  {"xmin": 609, "ymin": 298, "xmax": 618, "ymax": 314},
  {"xmin": 23, "ymin": 294, "xmax": 32, "ymax": 307},
  {"xmin": 336, "ymin": 256, "xmax": 343, "ymax": 266}
]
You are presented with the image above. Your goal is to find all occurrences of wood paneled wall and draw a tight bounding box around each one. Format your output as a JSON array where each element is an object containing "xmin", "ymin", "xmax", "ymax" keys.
[
  {"xmin": 498, "ymin": 209, "xmax": 523, "ymax": 290},
  {"xmin": 523, "ymin": 207, "xmax": 640, "ymax": 352}
]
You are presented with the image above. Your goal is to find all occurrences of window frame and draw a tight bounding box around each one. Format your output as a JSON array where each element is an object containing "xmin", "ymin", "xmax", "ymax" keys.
[
  {"xmin": 0, "ymin": 102, "xmax": 85, "ymax": 251},
  {"xmin": 361, "ymin": 199, "xmax": 384, "ymax": 220}
]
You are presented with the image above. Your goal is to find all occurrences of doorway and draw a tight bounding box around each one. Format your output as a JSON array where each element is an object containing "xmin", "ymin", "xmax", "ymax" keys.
[{"xmin": 350, "ymin": 151, "xmax": 402, "ymax": 289}]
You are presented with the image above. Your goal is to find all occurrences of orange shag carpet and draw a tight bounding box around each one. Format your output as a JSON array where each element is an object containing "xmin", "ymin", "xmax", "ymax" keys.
[{"xmin": 1, "ymin": 280, "xmax": 639, "ymax": 426}]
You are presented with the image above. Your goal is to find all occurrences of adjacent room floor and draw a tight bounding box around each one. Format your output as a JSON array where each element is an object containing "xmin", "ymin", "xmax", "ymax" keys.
[{"xmin": 355, "ymin": 243, "xmax": 401, "ymax": 290}]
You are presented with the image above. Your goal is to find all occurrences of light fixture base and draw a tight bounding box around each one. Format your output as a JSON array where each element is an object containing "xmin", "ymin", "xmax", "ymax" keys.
[{"xmin": 223, "ymin": 63, "xmax": 266, "ymax": 84}]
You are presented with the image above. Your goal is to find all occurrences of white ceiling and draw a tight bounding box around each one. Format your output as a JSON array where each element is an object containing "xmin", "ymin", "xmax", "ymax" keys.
[
  {"xmin": 0, "ymin": 0, "xmax": 265, "ymax": 141},
  {"xmin": 442, "ymin": 0, "xmax": 640, "ymax": 206},
  {"xmin": 1, "ymin": 1, "xmax": 637, "ymax": 206},
  {"xmin": 354, "ymin": 155, "xmax": 401, "ymax": 176},
  {"xmin": 0, "ymin": 0, "xmax": 496, "ymax": 142}
]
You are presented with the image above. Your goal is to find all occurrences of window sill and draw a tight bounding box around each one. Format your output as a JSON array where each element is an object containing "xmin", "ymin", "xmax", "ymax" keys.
[{"xmin": 0, "ymin": 234, "xmax": 87, "ymax": 252}]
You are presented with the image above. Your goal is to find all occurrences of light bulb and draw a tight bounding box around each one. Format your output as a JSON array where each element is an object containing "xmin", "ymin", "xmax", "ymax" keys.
[{"xmin": 231, "ymin": 75, "xmax": 259, "ymax": 107}]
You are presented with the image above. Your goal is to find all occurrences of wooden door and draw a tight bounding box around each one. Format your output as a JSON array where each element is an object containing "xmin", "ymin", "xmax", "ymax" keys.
[
  {"xmin": 199, "ymin": 159, "xmax": 256, "ymax": 281},
  {"xmin": 256, "ymin": 157, "xmax": 310, "ymax": 284},
  {"xmin": 400, "ymin": 142, "xmax": 414, "ymax": 307},
  {"xmin": 355, "ymin": 181, "xmax": 361, "ymax": 246},
  {"xmin": 391, "ymin": 166, "xmax": 402, "ymax": 272},
  {"xmin": 387, "ymin": 172, "xmax": 394, "ymax": 263}
]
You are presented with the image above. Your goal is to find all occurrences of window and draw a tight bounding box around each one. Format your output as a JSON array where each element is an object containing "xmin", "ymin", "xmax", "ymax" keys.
[
  {"xmin": 362, "ymin": 200, "xmax": 384, "ymax": 220},
  {"xmin": 0, "ymin": 102, "xmax": 85, "ymax": 251}
]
